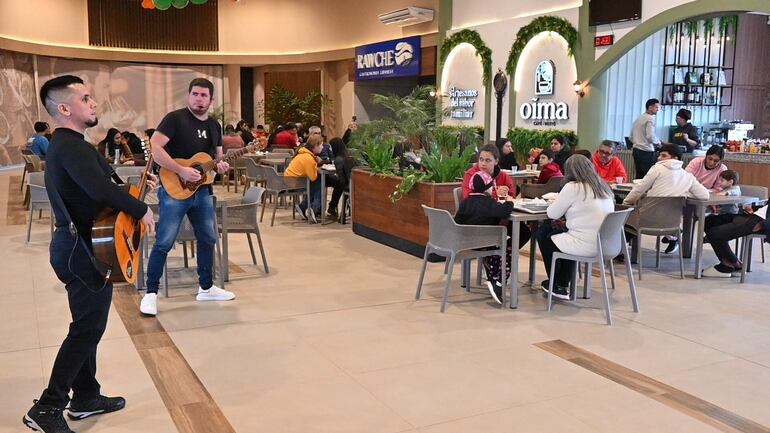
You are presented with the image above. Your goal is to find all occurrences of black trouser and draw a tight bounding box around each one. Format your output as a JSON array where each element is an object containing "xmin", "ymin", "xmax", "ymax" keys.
[
  {"xmin": 632, "ymin": 148, "xmax": 656, "ymax": 179},
  {"xmin": 39, "ymin": 228, "xmax": 112, "ymax": 409},
  {"xmin": 325, "ymin": 174, "xmax": 344, "ymax": 212},
  {"xmin": 704, "ymin": 213, "xmax": 764, "ymax": 264},
  {"xmin": 536, "ymin": 224, "xmax": 574, "ymax": 287}
]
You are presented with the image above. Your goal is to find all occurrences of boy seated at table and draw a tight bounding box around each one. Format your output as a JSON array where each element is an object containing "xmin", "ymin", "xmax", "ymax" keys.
[
  {"xmin": 454, "ymin": 171, "xmax": 515, "ymax": 305},
  {"xmin": 536, "ymin": 149, "xmax": 563, "ymax": 184},
  {"xmin": 707, "ymin": 170, "xmax": 741, "ymax": 216},
  {"xmin": 703, "ymin": 202, "xmax": 768, "ymax": 277}
]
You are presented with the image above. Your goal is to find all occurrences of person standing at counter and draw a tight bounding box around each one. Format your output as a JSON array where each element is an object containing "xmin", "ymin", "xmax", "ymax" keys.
[
  {"xmin": 593, "ymin": 140, "xmax": 627, "ymax": 183},
  {"xmin": 685, "ymin": 145, "xmax": 728, "ymax": 191},
  {"xmin": 495, "ymin": 137, "xmax": 517, "ymax": 170},
  {"xmin": 631, "ymin": 98, "xmax": 662, "ymax": 179},
  {"xmin": 671, "ymin": 109, "xmax": 700, "ymax": 152}
]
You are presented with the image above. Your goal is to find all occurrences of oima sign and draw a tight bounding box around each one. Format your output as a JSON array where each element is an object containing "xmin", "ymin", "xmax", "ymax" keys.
[
  {"xmin": 447, "ymin": 86, "xmax": 479, "ymax": 119},
  {"xmin": 520, "ymin": 60, "xmax": 570, "ymax": 126},
  {"xmin": 355, "ymin": 36, "xmax": 421, "ymax": 81}
]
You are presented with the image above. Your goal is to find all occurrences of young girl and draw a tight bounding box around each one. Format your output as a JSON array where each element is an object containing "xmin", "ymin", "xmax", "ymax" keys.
[
  {"xmin": 537, "ymin": 149, "xmax": 563, "ymax": 184},
  {"xmin": 454, "ymin": 171, "xmax": 514, "ymax": 305}
]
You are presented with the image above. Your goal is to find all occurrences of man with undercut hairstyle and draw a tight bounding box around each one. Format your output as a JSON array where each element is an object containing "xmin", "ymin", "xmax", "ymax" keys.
[{"xmin": 24, "ymin": 75, "xmax": 155, "ymax": 433}]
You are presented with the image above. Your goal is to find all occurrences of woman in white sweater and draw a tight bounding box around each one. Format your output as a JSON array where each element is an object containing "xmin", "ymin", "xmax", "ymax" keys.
[{"xmin": 537, "ymin": 155, "xmax": 615, "ymax": 299}]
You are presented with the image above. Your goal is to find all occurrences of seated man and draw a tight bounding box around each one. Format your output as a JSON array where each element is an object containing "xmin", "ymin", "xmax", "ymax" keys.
[
  {"xmin": 592, "ymin": 140, "xmax": 627, "ymax": 183},
  {"xmin": 623, "ymin": 144, "xmax": 709, "ymax": 253},
  {"xmin": 27, "ymin": 121, "xmax": 50, "ymax": 158},
  {"xmin": 703, "ymin": 203, "xmax": 768, "ymax": 277}
]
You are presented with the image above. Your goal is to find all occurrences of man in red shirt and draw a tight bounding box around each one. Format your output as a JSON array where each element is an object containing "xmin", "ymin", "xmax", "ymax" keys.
[
  {"xmin": 592, "ymin": 140, "xmax": 627, "ymax": 183},
  {"xmin": 273, "ymin": 123, "xmax": 299, "ymax": 149}
]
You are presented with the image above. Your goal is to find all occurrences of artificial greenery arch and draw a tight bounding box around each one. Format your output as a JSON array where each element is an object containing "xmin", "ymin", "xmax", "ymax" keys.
[
  {"xmin": 439, "ymin": 29, "xmax": 493, "ymax": 87},
  {"xmin": 505, "ymin": 16, "xmax": 578, "ymax": 77}
]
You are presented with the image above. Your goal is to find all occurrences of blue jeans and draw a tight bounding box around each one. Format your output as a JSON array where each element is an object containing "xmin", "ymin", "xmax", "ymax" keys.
[
  {"xmin": 145, "ymin": 187, "xmax": 217, "ymax": 293},
  {"xmin": 297, "ymin": 178, "xmax": 321, "ymax": 215}
]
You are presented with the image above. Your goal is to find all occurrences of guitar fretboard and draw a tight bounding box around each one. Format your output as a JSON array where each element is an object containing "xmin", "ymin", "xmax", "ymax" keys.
[{"xmin": 199, "ymin": 144, "xmax": 257, "ymax": 172}]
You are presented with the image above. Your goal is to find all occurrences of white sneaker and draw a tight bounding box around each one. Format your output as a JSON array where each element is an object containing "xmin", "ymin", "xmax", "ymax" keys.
[
  {"xmin": 140, "ymin": 293, "xmax": 157, "ymax": 316},
  {"xmin": 702, "ymin": 265, "xmax": 732, "ymax": 278},
  {"xmin": 196, "ymin": 285, "xmax": 235, "ymax": 301}
]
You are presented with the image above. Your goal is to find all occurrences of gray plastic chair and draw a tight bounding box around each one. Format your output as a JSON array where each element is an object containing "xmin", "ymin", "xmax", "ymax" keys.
[
  {"xmin": 21, "ymin": 154, "xmax": 43, "ymax": 192},
  {"xmin": 270, "ymin": 148, "xmax": 294, "ymax": 155},
  {"xmin": 452, "ymin": 186, "xmax": 485, "ymax": 289},
  {"xmin": 625, "ymin": 196, "xmax": 686, "ymax": 280},
  {"xmin": 260, "ymin": 165, "xmax": 307, "ymax": 226},
  {"xmin": 243, "ymin": 158, "xmax": 267, "ymax": 192},
  {"xmin": 521, "ymin": 175, "xmax": 565, "ymax": 198},
  {"xmin": 546, "ymin": 208, "xmax": 639, "ymax": 325},
  {"xmin": 26, "ymin": 172, "xmax": 53, "ymax": 243},
  {"xmin": 217, "ymin": 186, "xmax": 269, "ymax": 274},
  {"xmin": 415, "ymin": 205, "xmax": 507, "ymax": 313},
  {"xmin": 736, "ymin": 185, "xmax": 768, "ymax": 266}
]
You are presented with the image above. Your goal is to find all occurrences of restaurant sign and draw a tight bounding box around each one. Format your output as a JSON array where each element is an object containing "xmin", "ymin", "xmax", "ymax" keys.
[
  {"xmin": 520, "ymin": 59, "xmax": 569, "ymax": 126},
  {"xmin": 447, "ymin": 86, "xmax": 479, "ymax": 119},
  {"xmin": 355, "ymin": 36, "xmax": 421, "ymax": 81}
]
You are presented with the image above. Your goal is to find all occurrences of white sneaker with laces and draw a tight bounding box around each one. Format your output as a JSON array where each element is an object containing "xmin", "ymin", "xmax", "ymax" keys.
[
  {"xmin": 196, "ymin": 285, "xmax": 235, "ymax": 301},
  {"xmin": 140, "ymin": 293, "xmax": 157, "ymax": 316}
]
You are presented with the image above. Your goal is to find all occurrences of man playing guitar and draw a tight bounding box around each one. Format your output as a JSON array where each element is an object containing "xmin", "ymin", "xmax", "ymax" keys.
[{"xmin": 140, "ymin": 78, "xmax": 235, "ymax": 316}]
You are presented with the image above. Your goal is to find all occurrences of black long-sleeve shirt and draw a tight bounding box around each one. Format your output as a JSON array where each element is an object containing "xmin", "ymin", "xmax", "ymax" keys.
[
  {"xmin": 45, "ymin": 128, "xmax": 147, "ymax": 239},
  {"xmin": 454, "ymin": 195, "xmax": 514, "ymax": 226}
]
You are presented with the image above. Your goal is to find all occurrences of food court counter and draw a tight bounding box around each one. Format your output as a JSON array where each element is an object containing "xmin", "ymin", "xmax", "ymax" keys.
[{"xmin": 616, "ymin": 150, "xmax": 770, "ymax": 190}]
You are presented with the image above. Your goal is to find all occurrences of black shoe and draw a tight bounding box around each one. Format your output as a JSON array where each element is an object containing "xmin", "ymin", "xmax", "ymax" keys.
[
  {"xmin": 486, "ymin": 280, "xmax": 503, "ymax": 305},
  {"xmin": 541, "ymin": 283, "xmax": 570, "ymax": 300},
  {"xmin": 540, "ymin": 280, "xmax": 550, "ymax": 293},
  {"xmin": 23, "ymin": 400, "xmax": 74, "ymax": 433},
  {"xmin": 326, "ymin": 208, "xmax": 338, "ymax": 218},
  {"xmin": 664, "ymin": 239, "xmax": 679, "ymax": 254},
  {"xmin": 295, "ymin": 204, "xmax": 307, "ymax": 221},
  {"xmin": 67, "ymin": 395, "xmax": 125, "ymax": 421},
  {"xmin": 613, "ymin": 254, "xmax": 625, "ymax": 263}
]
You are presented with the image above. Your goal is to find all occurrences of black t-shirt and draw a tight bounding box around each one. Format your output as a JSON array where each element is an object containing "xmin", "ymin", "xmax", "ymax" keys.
[
  {"xmin": 156, "ymin": 107, "xmax": 221, "ymax": 159},
  {"xmin": 672, "ymin": 123, "xmax": 700, "ymax": 152},
  {"xmin": 45, "ymin": 128, "xmax": 147, "ymax": 239}
]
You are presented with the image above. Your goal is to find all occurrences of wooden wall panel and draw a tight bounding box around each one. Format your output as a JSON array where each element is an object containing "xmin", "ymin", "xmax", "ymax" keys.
[
  {"xmin": 263, "ymin": 70, "xmax": 321, "ymax": 124},
  {"xmin": 88, "ymin": 0, "xmax": 218, "ymax": 51}
]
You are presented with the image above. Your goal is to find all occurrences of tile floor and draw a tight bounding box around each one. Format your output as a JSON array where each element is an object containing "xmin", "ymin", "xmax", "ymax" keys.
[{"xmin": 2, "ymin": 168, "xmax": 769, "ymax": 433}]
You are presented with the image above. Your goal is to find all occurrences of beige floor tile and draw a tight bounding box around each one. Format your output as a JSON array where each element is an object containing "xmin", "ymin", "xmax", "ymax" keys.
[
  {"xmin": 550, "ymin": 382, "xmax": 725, "ymax": 433},
  {"xmin": 0, "ymin": 302, "xmax": 40, "ymax": 353},
  {"xmin": 353, "ymin": 356, "xmax": 543, "ymax": 427},
  {"xmin": 0, "ymin": 349, "xmax": 45, "ymax": 431},
  {"xmin": 418, "ymin": 401, "xmax": 597, "ymax": 433},
  {"xmin": 660, "ymin": 358, "xmax": 770, "ymax": 426},
  {"xmin": 217, "ymin": 375, "xmax": 412, "ymax": 433}
]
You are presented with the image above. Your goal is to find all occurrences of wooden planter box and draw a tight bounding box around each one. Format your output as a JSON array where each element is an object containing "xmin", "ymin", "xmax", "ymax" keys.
[{"xmin": 351, "ymin": 168, "xmax": 460, "ymax": 258}]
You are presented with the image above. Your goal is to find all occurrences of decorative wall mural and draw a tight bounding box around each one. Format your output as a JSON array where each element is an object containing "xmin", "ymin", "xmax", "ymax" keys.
[{"xmin": 0, "ymin": 51, "xmax": 37, "ymax": 166}]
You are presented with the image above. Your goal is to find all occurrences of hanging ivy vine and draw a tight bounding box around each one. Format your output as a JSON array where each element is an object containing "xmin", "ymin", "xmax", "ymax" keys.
[
  {"xmin": 439, "ymin": 29, "xmax": 493, "ymax": 87},
  {"xmin": 505, "ymin": 16, "xmax": 578, "ymax": 77},
  {"xmin": 719, "ymin": 15, "xmax": 738, "ymax": 39}
]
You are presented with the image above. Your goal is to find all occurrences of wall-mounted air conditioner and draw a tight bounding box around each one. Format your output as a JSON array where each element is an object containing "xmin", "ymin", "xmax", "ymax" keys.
[{"xmin": 378, "ymin": 7, "xmax": 434, "ymax": 26}]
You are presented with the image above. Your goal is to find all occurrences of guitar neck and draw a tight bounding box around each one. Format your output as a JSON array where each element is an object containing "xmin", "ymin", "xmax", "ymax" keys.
[
  {"xmin": 199, "ymin": 144, "xmax": 256, "ymax": 172},
  {"xmin": 137, "ymin": 154, "xmax": 154, "ymax": 201}
]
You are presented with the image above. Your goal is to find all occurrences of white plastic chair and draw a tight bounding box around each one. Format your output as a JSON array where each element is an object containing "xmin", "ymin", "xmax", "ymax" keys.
[
  {"xmin": 415, "ymin": 205, "xmax": 507, "ymax": 313},
  {"xmin": 546, "ymin": 208, "xmax": 640, "ymax": 325}
]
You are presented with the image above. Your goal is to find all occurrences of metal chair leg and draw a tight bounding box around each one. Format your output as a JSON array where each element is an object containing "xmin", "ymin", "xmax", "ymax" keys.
[
  {"xmin": 255, "ymin": 228, "xmax": 269, "ymax": 273},
  {"xmin": 655, "ymin": 236, "xmax": 661, "ymax": 268},
  {"xmin": 26, "ymin": 207, "xmax": 33, "ymax": 243},
  {"xmin": 598, "ymin": 259, "xmax": 613, "ymax": 325},
  {"xmin": 440, "ymin": 254, "xmax": 456, "ymax": 313},
  {"xmin": 678, "ymin": 231, "xmax": 685, "ymax": 279},
  {"xmin": 609, "ymin": 259, "xmax": 616, "ymax": 289},
  {"xmin": 622, "ymin": 233, "xmax": 640, "ymax": 312},
  {"xmin": 246, "ymin": 233, "xmax": 257, "ymax": 265}
]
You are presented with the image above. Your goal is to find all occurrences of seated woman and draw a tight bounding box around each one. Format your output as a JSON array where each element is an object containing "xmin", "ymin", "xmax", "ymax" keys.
[
  {"xmin": 550, "ymin": 135, "xmax": 572, "ymax": 173},
  {"xmin": 222, "ymin": 124, "xmax": 245, "ymax": 152},
  {"xmin": 97, "ymin": 128, "xmax": 133, "ymax": 164},
  {"xmin": 284, "ymin": 135, "xmax": 341, "ymax": 224},
  {"xmin": 495, "ymin": 138, "xmax": 517, "ymax": 170},
  {"xmin": 537, "ymin": 155, "xmax": 615, "ymax": 299},
  {"xmin": 685, "ymin": 145, "xmax": 727, "ymax": 191},
  {"xmin": 327, "ymin": 137, "xmax": 355, "ymax": 218},
  {"xmin": 536, "ymin": 149, "xmax": 563, "ymax": 184},
  {"xmin": 455, "ymin": 171, "xmax": 515, "ymax": 305},
  {"xmin": 462, "ymin": 143, "xmax": 530, "ymax": 251}
]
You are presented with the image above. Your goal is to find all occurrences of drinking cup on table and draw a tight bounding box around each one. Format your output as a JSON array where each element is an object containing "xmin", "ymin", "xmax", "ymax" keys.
[
  {"xmin": 511, "ymin": 166, "xmax": 518, "ymax": 174},
  {"xmin": 496, "ymin": 186, "xmax": 509, "ymax": 198},
  {"xmin": 616, "ymin": 176, "xmax": 624, "ymax": 184}
]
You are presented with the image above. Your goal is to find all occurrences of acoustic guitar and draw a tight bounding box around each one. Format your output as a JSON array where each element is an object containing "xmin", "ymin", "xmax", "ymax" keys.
[
  {"xmin": 92, "ymin": 155, "xmax": 154, "ymax": 285},
  {"xmin": 159, "ymin": 144, "xmax": 258, "ymax": 200}
]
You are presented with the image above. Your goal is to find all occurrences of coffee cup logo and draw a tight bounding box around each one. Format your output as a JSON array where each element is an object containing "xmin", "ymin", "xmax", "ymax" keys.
[{"xmin": 535, "ymin": 60, "xmax": 555, "ymax": 96}]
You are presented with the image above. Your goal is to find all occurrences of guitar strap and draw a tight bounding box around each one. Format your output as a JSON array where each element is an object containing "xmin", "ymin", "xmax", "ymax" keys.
[{"xmin": 44, "ymin": 169, "xmax": 113, "ymax": 284}]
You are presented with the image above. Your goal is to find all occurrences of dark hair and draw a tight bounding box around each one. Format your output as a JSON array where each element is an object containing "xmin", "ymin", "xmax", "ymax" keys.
[
  {"xmin": 705, "ymin": 144, "xmax": 725, "ymax": 160},
  {"xmin": 645, "ymin": 98, "xmax": 660, "ymax": 110},
  {"xmin": 39, "ymin": 75, "xmax": 84, "ymax": 115},
  {"xmin": 551, "ymin": 135, "xmax": 568, "ymax": 151},
  {"xmin": 144, "ymin": 128, "xmax": 155, "ymax": 138},
  {"xmin": 720, "ymin": 169, "xmax": 739, "ymax": 185},
  {"xmin": 539, "ymin": 148, "xmax": 555, "ymax": 161},
  {"xmin": 572, "ymin": 149, "xmax": 592, "ymax": 159},
  {"xmin": 99, "ymin": 128, "xmax": 121, "ymax": 148},
  {"xmin": 188, "ymin": 78, "xmax": 214, "ymax": 95},
  {"xmin": 34, "ymin": 121, "xmax": 49, "ymax": 133},
  {"xmin": 285, "ymin": 123, "xmax": 298, "ymax": 131},
  {"xmin": 224, "ymin": 124, "xmax": 236, "ymax": 134},
  {"xmin": 495, "ymin": 137, "xmax": 510, "ymax": 151},
  {"xmin": 478, "ymin": 143, "xmax": 500, "ymax": 160},
  {"xmin": 599, "ymin": 140, "xmax": 615, "ymax": 150},
  {"xmin": 256, "ymin": 124, "xmax": 265, "ymax": 130},
  {"xmin": 676, "ymin": 108, "xmax": 692, "ymax": 121},
  {"xmin": 330, "ymin": 137, "xmax": 347, "ymax": 158},
  {"xmin": 659, "ymin": 143, "xmax": 682, "ymax": 160},
  {"xmin": 236, "ymin": 119, "xmax": 250, "ymax": 131}
]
